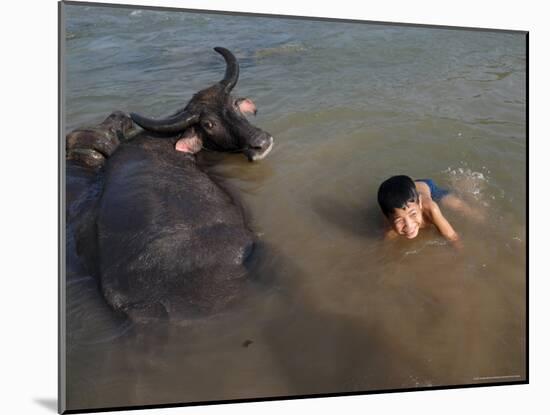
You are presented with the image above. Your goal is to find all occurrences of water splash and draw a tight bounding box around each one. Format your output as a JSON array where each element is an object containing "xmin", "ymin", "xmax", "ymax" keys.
[{"xmin": 443, "ymin": 165, "xmax": 490, "ymax": 202}]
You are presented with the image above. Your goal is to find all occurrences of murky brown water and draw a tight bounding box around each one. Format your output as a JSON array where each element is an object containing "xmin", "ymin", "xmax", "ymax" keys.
[{"xmin": 63, "ymin": 4, "xmax": 526, "ymax": 411}]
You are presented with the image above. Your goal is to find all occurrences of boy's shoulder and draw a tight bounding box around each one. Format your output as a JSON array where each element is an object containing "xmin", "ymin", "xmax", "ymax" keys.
[{"xmin": 415, "ymin": 180, "xmax": 432, "ymax": 200}]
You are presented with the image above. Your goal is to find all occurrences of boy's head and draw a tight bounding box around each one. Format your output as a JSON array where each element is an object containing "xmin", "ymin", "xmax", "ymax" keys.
[{"xmin": 377, "ymin": 175, "xmax": 423, "ymax": 239}]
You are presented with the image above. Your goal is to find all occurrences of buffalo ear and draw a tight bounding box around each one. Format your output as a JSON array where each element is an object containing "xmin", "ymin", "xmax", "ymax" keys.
[
  {"xmin": 174, "ymin": 127, "xmax": 203, "ymax": 154},
  {"xmin": 236, "ymin": 98, "xmax": 257, "ymax": 116}
]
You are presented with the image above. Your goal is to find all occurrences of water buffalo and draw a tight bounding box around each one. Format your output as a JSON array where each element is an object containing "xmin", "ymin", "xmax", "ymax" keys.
[{"xmin": 66, "ymin": 47, "xmax": 274, "ymax": 323}]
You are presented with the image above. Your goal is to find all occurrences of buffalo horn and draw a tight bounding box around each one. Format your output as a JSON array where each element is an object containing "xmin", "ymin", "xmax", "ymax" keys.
[
  {"xmin": 214, "ymin": 47, "xmax": 239, "ymax": 94},
  {"xmin": 129, "ymin": 111, "xmax": 200, "ymax": 135}
]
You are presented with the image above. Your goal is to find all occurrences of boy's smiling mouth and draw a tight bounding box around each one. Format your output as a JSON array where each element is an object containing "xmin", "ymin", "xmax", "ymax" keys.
[
  {"xmin": 401, "ymin": 226, "xmax": 419, "ymax": 239},
  {"xmin": 404, "ymin": 228, "xmax": 419, "ymax": 238}
]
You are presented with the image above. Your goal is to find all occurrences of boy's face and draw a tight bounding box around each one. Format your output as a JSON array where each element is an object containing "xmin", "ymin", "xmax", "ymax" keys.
[{"xmin": 389, "ymin": 199, "xmax": 423, "ymax": 239}]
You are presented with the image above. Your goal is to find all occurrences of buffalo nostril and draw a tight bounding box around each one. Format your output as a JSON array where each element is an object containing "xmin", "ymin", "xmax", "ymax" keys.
[
  {"xmin": 245, "ymin": 136, "xmax": 274, "ymax": 162},
  {"xmin": 251, "ymin": 134, "xmax": 272, "ymax": 149}
]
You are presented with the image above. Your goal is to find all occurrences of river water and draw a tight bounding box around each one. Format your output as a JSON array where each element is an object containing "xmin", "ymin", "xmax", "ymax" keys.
[{"xmin": 62, "ymin": 3, "xmax": 527, "ymax": 411}]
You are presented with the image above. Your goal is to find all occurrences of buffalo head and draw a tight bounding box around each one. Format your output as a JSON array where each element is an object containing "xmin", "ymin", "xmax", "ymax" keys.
[{"xmin": 130, "ymin": 47, "xmax": 274, "ymax": 161}]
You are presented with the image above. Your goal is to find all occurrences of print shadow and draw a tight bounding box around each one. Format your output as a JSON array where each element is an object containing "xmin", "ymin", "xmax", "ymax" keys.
[{"xmin": 34, "ymin": 398, "xmax": 57, "ymax": 412}]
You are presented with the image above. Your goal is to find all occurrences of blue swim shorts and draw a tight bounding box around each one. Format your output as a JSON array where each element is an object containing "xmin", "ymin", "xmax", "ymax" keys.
[{"xmin": 415, "ymin": 178, "xmax": 450, "ymax": 202}]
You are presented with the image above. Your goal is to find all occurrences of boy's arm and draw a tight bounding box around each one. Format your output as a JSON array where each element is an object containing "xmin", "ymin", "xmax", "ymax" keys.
[{"xmin": 429, "ymin": 201, "xmax": 462, "ymax": 247}]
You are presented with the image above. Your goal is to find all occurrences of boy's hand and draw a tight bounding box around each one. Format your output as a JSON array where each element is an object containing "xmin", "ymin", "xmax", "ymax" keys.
[{"xmin": 450, "ymin": 235, "xmax": 464, "ymax": 251}]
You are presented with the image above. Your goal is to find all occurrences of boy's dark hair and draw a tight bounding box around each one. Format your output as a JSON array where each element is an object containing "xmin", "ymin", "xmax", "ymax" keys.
[{"xmin": 377, "ymin": 175, "xmax": 419, "ymax": 218}]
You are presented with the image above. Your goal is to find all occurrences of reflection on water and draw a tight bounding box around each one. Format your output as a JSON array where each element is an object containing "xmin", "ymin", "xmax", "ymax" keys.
[{"xmin": 63, "ymin": 4, "xmax": 526, "ymax": 411}]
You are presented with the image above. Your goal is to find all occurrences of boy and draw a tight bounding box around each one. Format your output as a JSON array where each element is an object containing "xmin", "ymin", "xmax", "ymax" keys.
[{"xmin": 377, "ymin": 175, "xmax": 473, "ymax": 247}]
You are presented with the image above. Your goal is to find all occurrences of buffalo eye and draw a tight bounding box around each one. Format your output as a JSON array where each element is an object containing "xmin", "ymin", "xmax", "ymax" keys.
[{"xmin": 202, "ymin": 120, "xmax": 214, "ymax": 130}]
